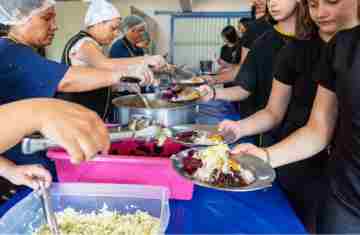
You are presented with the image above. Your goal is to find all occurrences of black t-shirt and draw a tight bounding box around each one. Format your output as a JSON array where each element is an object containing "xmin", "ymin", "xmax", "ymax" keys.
[
  {"xmin": 273, "ymin": 36, "xmax": 329, "ymax": 193},
  {"xmin": 235, "ymin": 27, "xmax": 294, "ymax": 118},
  {"xmin": 316, "ymin": 25, "xmax": 360, "ymax": 212},
  {"xmin": 234, "ymin": 27, "xmax": 294, "ymax": 146},
  {"xmin": 274, "ymin": 36, "xmax": 325, "ymax": 139},
  {"xmin": 241, "ymin": 17, "xmax": 273, "ymax": 49},
  {"xmin": 220, "ymin": 43, "xmax": 241, "ymax": 64}
]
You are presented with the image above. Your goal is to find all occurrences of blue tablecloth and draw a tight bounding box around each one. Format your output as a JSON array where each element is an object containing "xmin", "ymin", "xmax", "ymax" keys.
[
  {"xmin": 168, "ymin": 184, "xmax": 306, "ymax": 234},
  {"xmin": 0, "ymin": 184, "xmax": 306, "ymax": 234},
  {"xmin": 0, "ymin": 112, "xmax": 306, "ymax": 234}
]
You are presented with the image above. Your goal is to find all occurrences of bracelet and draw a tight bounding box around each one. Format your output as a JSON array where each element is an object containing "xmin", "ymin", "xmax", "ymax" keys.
[
  {"xmin": 261, "ymin": 148, "xmax": 271, "ymax": 164},
  {"xmin": 211, "ymin": 86, "xmax": 217, "ymax": 100}
]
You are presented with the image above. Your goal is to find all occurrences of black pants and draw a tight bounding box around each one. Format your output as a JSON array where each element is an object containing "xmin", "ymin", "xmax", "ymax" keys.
[{"xmin": 317, "ymin": 191, "xmax": 360, "ymax": 234}]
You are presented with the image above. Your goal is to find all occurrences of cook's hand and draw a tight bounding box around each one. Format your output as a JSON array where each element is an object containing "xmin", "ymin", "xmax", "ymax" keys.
[
  {"xmin": 218, "ymin": 120, "xmax": 243, "ymax": 141},
  {"xmin": 118, "ymin": 82, "xmax": 141, "ymax": 93},
  {"xmin": 144, "ymin": 55, "xmax": 168, "ymax": 70},
  {"xmin": 230, "ymin": 143, "xmax": 269, "ymax": 163},
  {"xmin": 36, "ymin": 100, "xmax": 110, "ymax": 165},
  {"xmin": 198, "ymin": 85, "xmax": 214, "ymax": 102},
  {"xmin": 126, "ymin": 64, "xmax": 156, "ymax": 86},
  {"xmin": 3, "ymin": 164, "xmax": 52, "ymax": 190}
]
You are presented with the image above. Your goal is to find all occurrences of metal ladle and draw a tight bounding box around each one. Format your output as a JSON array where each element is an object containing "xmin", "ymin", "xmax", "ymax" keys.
[
  {"xmin": 134, "ymin": 84, "xmax": 152, "ymax": 109},
  {"xmin": 120, "ymin": 76, "xmax": 152, "ymax": 109}
]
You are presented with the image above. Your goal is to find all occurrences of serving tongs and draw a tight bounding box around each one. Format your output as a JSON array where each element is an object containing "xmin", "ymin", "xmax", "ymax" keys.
[
  {"xmin": 37, "ymin": 180, "xmax": 60, "ymax": 235},
  {"xmin": 22, "ymin": 126, "xmax": 162, "ymax": 154}
]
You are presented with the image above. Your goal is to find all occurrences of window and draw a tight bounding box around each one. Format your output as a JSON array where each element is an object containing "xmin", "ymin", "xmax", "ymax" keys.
[{"xmin": 170, "ymin": 12, "xmax": 250, "ymax": 71}]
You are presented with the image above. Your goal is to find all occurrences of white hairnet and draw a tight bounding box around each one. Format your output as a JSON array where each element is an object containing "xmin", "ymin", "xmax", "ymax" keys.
[
  {"xmin": 84, "ymin": 0, "xmax": 121, "ymax": 28},
  {"xmin": 0, "ymin": 0, "xmax": 55, "ymax": 26},
  {"xmin": 122, "ymin": 15, "xmax": 146, "ymax": 33}
]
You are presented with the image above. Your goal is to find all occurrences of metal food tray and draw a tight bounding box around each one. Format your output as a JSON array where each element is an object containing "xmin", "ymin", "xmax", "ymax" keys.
[
  {"xmin": 171, "ymin": 147, "xmax": 276, "ymax": 192},
  {"xmin": 170, "ymin": 125, "xmax": 237, "ymax": 147}
]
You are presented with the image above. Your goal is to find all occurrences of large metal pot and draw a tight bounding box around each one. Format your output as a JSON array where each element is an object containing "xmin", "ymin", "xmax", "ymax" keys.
[{"xmin": 112, "ymin": 93, "xmax": 198, "ymax": 127}]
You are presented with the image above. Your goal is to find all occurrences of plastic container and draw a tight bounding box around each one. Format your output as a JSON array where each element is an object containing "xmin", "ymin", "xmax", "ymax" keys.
[
  {"xmin": 0, "ymin": 183, "xmax": 170, "ymax": 235},
  {"xmin": 47, "ymin": 139, "xmax": 194, "ymax": 200}
]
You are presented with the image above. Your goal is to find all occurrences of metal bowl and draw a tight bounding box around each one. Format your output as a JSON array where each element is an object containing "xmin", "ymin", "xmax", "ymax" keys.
[{"xmin": 112, "ymin": 93, "xmax": 198, "ymax": 127}]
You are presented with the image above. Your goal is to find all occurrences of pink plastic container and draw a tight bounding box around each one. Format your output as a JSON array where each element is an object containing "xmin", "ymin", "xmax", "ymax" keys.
[{"xmin": 47, "ymin": 139, "xmax": 194, "ymax": 200}]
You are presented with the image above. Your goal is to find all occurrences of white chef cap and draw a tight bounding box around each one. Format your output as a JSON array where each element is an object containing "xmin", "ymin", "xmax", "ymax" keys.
[{"xmin": 84, "ymin": 0, "xmax": 121, "ymax": 28}]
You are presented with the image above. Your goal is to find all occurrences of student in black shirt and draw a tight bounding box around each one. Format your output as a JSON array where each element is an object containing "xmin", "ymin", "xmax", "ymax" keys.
[
  {"xmin": 237, "ymin": 18, "xmax": 251, "ymax": 38},
  {"xmin": 194, "ymin": 1, "xmax": 272, "ymax": 86},
  {"xmin": 218, "ymin": 26, "xmax": 242, "ymax": 70},
  {"xmin": 219, "ymin": 0, "xmax": 335, "ymax": 229},
  {"xmin": 315, "ymin": 24, "xmax": 360, "ymax": 234},
  {"xmin": 0, "ymin": 23, "xmax": 8, "ymax": 37},
  {"xmin": 242, "ymin": 0, "xmax": 274, "ymax": 49},
  {"xmin": 231, "ymin": 0, "xmax": 360, "ymax": 233},
  {"xmin": 200, "ymin": 0, "xmax": 299, "ymax": 146}
]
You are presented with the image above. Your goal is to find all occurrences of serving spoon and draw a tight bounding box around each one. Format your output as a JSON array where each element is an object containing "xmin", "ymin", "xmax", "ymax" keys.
[{"xmin": 120, "ymin": 76, "xmax": 152, "ymax": 109}]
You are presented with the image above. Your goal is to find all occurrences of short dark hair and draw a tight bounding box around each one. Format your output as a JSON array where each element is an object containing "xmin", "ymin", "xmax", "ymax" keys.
[
  {"xmin": 0, "ymin": 24, "xmax": 9, "ymax": 37},
  {"xmin": 221, "ymin": 25, "xmax": 239, "ymax": 44},
  {"xmin": 239, "ymin": 17, "xmax": 252, "ymax": 28},
  {"xmin": 240, "ymin": 18, "xmax": 251, "ymax": 23}
]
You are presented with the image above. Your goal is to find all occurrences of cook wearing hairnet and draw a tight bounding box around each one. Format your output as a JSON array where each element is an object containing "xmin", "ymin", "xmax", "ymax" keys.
[
  {"xmin": 0, "ymin": 0, "xmax": 145, "ymax": 177},
  {"xmin": 58, "ymin": 0, "xmax": 166, "ymax": 118},
  {"xmin": 110, "ymin": 15, "xmax": 166, "ymax": 69}
]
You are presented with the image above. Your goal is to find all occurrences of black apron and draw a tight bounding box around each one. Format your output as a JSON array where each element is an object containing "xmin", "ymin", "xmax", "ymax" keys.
[{"xmin": 56, "ymin": 31, "xmax": 111, "ymax": 120}]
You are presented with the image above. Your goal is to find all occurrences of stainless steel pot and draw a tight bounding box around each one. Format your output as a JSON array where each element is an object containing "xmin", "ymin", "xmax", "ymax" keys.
[{"xmin": 112, "ymin": 93, "xmax": 198, "ymax": 127}]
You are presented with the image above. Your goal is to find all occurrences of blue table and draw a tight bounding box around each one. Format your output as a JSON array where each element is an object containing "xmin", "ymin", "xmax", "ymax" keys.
[
  {"xmin": 168, "ymin": 184, "xmax": 306, "ymax": 234},
  {"xmin": 0, "ymin": 112, "xmax": 306, "ymax": 234},
  {"xmin": 0, "ymin": 183, "xmax": 306, "ymax": 234}
]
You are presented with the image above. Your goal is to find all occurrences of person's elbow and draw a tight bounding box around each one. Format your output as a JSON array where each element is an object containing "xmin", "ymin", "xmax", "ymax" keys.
[
  {"xmin": 232, "ymin": 85, "xmax": 251, "ymax": 101},
  {"xmin": 57, "ymin": 68, "xmax": 78, "ymax": 92},
  {"xmin": 57, "ymin": 77, "xmax": 72, "ymax": 92},
  {"xmin": 307, "ymin": 112, "xmax": 336, "ymax": 148},
  {"xmin": 264, "ymin": 106, "xmax": 284, "ymax": 128}
]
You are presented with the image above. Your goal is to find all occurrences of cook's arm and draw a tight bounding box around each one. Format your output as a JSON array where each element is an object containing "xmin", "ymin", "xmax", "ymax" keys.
[
  {"xmin": 58, "ymin": 66, "xmax": 119, "ymax": 93},
  {"xmin": 76, "ymin": 41, "xmax": 145, "ymax": 70},
  {"xmin": 77, "ymin": 41, "xmax": 166, "ymax": 71}
]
